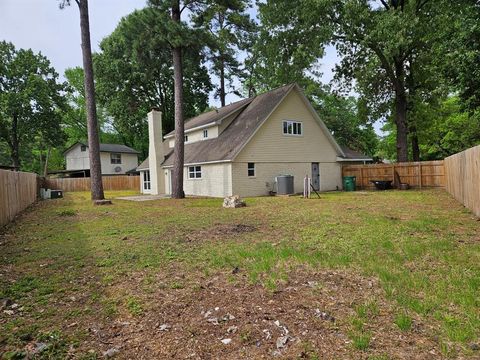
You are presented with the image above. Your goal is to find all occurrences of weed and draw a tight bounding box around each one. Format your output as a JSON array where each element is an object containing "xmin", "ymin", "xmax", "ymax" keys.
[
  {"xmin": 125, "ymin": 296, "xmax": 143, "ymax": 316},
  {"xmin": 394, "ymin": 312, "xmax": 412, "ymax": 331}
]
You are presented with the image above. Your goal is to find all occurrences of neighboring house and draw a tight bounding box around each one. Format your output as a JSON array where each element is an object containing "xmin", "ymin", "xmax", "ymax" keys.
[
  {"xmin": 64, "ymin": 142, "xmax": 140, "ymax": 175},
  {"xmin": 137, "ymin": 83, "xmax": 372, "ymax": 197}
]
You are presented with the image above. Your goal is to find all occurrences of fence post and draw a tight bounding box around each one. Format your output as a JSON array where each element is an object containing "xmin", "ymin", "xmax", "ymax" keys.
[{"xmin": 419, "ymin": 163, "xmax": 422, "ymax": 188}]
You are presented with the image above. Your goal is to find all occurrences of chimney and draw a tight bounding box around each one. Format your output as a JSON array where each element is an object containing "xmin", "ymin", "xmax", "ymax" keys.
[{"xmin": 148, "ymin": 109, "xmax": 164, "ymax": 195}]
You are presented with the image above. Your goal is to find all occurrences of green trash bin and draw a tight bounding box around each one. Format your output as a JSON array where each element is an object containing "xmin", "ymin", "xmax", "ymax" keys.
[{"xmin": 343, "ymin": 176, "xmax": 356, "ymax": 191}]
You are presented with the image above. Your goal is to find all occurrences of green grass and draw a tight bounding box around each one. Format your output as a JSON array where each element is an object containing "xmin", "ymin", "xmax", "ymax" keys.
[{"xmin": 1, "ymin": 189, "xmax": 479, "ymax": 356}]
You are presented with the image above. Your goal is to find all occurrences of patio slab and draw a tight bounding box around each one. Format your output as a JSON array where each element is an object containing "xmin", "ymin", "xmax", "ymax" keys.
[{"xmin": 115, "ymin": 194, "xmax": 170, "ymax": 201}]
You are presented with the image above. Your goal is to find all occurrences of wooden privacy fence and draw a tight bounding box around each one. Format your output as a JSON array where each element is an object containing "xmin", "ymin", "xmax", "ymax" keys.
[
  {"xmin": 0, "ymin": 169, "xmax": 38, "ymax": 227},
  {"xmin": 45, "ymin": 175, "xmax": 140, "ymax": 192},
  {"xmin": 444, "ymin": 145, "xmax": 480, "ymax": 217},
  {"xmin": 342, "ymin": 160, "xmax": 445, "ymax": 189}
]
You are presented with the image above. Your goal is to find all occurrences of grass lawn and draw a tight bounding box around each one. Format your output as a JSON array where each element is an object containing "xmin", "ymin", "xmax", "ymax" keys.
[{"xmin": 0, "ymin": 189, "xmax": 479, "ymax": 359}]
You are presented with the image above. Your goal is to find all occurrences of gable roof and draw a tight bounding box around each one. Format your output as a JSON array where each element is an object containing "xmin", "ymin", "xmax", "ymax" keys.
[
  {"xmin": 64, "ymin": 142, "xmax": 140, "ymax": 155},
  {"xmin": 162, "ymin": 84, "xmax": 298, "ymax": 166},
  {"xmin": 138, "ymin": 83, "xmax": 347, "ymax": 170},
  {"xmin": 164, "ymin": 98, "xmax": 253, "ymax": 138}
]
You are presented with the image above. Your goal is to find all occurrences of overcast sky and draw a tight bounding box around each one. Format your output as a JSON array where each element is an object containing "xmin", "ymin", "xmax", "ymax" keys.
[{"xmin": 0, "ymin": 0, "xmax": 345, "ymax": 103}]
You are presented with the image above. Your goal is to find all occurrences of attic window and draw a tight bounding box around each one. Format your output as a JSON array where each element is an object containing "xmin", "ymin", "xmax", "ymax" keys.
[
  {"xmin": 80, "ymin": 145, "xmax": 87, "ymax": 152},
  {"xmin": 203, "ymin": 129, "xmax": 208, "ymax": 138},
  {"xmin": 248, "ymin": 163, "xmax": 255, "ymax": 177},
  {"xmin": 184, "ymin": 135, "xmax": 189, "ymax": 142},
  {"xmin": 283, "ymin": 120, "xmax": 303, "ymax": 136}
]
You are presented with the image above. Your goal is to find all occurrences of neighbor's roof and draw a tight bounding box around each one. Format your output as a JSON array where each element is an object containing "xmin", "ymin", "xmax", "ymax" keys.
[
  {"xmin": 338, "ymin": 145, "xmax": 372, "ymax": 161},
  {"xmin": 64, "ymin": 142, "xmax": 140, "ymax": 155},
  {"xmin": 138, "ymin": 83, "xmax": 346, "ymax": 170}
]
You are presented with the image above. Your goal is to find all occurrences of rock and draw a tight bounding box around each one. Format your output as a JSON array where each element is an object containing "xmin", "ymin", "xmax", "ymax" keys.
[
  {"xmin": 222, "ymin": 313, "xmax": 235, "ymax": 321},
  {"xmin": 221, "ymin": 338, "xmax": 232, "ymax": 345},
  {"xmin": 3, "ymin": 310, "xmax": 14, "ymax": 315},
  {"xmin": 0, "ymin": 298, "xmax": 13, "ymax": 310},
  {"xmin": 158, "ymin": 324, "xmax": 171, "ymax": 331},
  {"xmin": 207, "ymin": 317, "xmax": 219, "ymax": 325},
  {"xmin": 227, "ymin": 326, "xmax": 238, "ymax": 334},
  {"xmin": 232, "ymin": 266, "xmax": 240, "ymax": 274},
  {"xmin": 34, "ymin": 342, "xmax": 49, "ymax": 354},
  {"xmin": 470, "ymin": 343, "xmax": 480, "ymax": 351},
  {"xmin": 10, "ymin": 303, "xmax": 19, "ymax": 309},
  {"xmin": 103, "ymin": 348, "xmax": 120, "ymax": 357},
  {"xmin": 276, "ymin": 336, "xmax": 290, "ymax": 349},
  {"xmin": 223, "ymin": 195, "xmax": 246, "ymax": 208},
  {"xmin": 314, "ymin": 309, "xmax": 335, "ymax": 322}
]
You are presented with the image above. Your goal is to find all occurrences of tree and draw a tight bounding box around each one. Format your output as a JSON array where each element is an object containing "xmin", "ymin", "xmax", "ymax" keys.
[
  {"xmin": 0, "ymin": 41, "xmax": 67, "ymax": 170},
  {"xmin": 193, "ymin": 0, "xmax": 255, "ymax": 106},
  {"xmin": 257, "ymin": 0, "xmax": 449, "ymax": 162},
  {"xmin": 94, "ymin": 8, "xmax": 212, "ymax": 158},
  {"xmin": 148, "ymin": 0, "xmax": 242, "ymax": 199},
  {"xmin": 59, "ymin": 0, "xmax": 104, "ymax": 201}
]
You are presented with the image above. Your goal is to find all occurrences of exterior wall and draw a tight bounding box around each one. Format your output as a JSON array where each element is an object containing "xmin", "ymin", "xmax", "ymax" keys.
[
  {"xmin": 65, "ymin": 144, "xmax": 90, "ymax": 170},
  {"xmin": 235, "ymin": 89, "xmax": 339, "ymax": 163},
  {"xmin": 168, "ymin": 126, "xmax": 219, "ymax": 148},
  {"xmin": 163, "ymin": 163, "xmax": 233, "ymax": 197},
  {"xmin": 232, "ymin": 161, "xmax": 342, "ymax": 197},
  {"xmin": 99, "ymin": 152, "xmax": 138, "ymax": 175},
  {"xmin": 66, "ymin": 144, "xmax": 138, "ymax": 175},
  {"xmin": 232, "ymin": 89, "xmax": 343, "ymax": 195}
]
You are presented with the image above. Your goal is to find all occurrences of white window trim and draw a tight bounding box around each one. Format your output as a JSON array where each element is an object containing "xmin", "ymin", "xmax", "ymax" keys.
[
  {"xmin": 110, "ymin": 153, "xmax": 122, "ymax": 164},
  {"xmin": 143, "ymin": 170, "xmax": 151, "ymax": 190},
  {"xmin": 247, "ymin": 162, "xmax": 255, "ymax": 178},
  {"xmin": 282, "ymin": 120, "xmax": 303, "ymax": 137},
  {"xmin": 188, "ymin": 166, "xmax": 202, "ymax": 180}
]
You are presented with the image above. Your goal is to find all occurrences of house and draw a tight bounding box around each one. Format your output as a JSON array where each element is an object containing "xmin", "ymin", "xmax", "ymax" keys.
[
  {"xmin": 137, "ymin": 83, "xmax": 372, "ymax": 197},
  {"xmin": 63, "ymin": 142, "xmax": 140, "ymax": 176}
]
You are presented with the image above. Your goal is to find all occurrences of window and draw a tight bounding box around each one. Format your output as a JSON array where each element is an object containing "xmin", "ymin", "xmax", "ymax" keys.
[
  {"xmin": 282, "ymin": 120, "xmax": 303, "ymax": 136},
  {"xmin": 184, "ymin": 135, "xmax": 189, "ymax": 142},
  {"xmin": 248, "ymin": 162, "xmax": 255, "ymax": 177},
  {"xmin": 80, "ymin": 145, "xmax": 87, "ymax": 152},
  {"xmin": 188, "ymin": 166, "xmax": 202, "ymax": 179},
  {"xmin": 143, "ymin": 171, "xmax": 151, "ymax": 190},
  {"xmin": 110, "ymin": 153, "xmax": 121, "ymax": 164},
  {"xmin": 203, "ymin": 129, "xmax": 208, "ymax": 138}
]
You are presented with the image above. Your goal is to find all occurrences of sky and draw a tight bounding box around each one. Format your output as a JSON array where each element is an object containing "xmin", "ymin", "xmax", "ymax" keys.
[{"xmin": 0, "ymin": 0, "xmax": 381, "ymax": 132}]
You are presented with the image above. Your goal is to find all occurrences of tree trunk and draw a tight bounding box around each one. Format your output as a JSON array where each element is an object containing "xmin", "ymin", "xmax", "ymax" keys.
[
  {"xmin": 171, "ymin": 0, "xmax": 185, "ymax": 199},
  {"xmin": 11, "ymin": 114, "xmax": 20, "ymax": 169},
  {"xmin": 78, "ymin": 0, "xmax": 105, "ymax": 201},
  {"xmin": 394, "ymin": 91, "xmax": 409, "ymax": 162},
  {"xmin": 410, "ymin": 124, "xmax": 420, "ymax": 161},
  {"xmin": 219, "ymin": 55, "xmax": 226, "ymax": 107},
  {"xmin": 43, "ymin": 147, "xmax": 51, "ymax": 177},
  {"xmin": 393, "ymin": 59, "xmax": 409, "ymax": 162}
]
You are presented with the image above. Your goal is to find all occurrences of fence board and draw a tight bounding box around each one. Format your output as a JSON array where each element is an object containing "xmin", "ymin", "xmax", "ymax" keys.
[
  {"xmin": 0, "ymin": 170, "xmax": 38, "ymax": 227},
  {"xmin": 444, "ymin": 145, "xmax": 480, "ymax": 217},
  {"xmin": 342, "ymin": 160, "xmax": 445, "ymax": 189},
  {"xmin": 45, "ymin": 175, "xmax": 140, "ymax": 192}
]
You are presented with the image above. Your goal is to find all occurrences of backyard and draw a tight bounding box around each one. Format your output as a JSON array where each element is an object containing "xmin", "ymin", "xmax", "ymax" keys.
[{"xmin": 0, "ymin": 189, "xmax": 479, "ymax": 359}]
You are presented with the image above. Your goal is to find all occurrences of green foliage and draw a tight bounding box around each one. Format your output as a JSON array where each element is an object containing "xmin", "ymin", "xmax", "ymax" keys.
[
  {"xmin": 0, "ymin": 41, "xmax": 68, "ymax": 170},
  {"xmin": 394, "ymin": 312, "xmax": 412, "ymax": 331},
  {"xmin": 95, "ymin": 6, "xmax": 213, "ymax": 157},
  {"xmin": 192, "ymin": 0, "xmax": 256, "ymax": 103}
]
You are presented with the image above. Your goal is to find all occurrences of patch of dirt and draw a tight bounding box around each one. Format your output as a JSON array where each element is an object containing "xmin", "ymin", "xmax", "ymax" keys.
[
  {"xmin": 184, "ymin": 223, "xmax": 257, "ymax": 242},
  {"xmin": 73, "ymin": 268, "xmax": 440, "ymax": 359}
]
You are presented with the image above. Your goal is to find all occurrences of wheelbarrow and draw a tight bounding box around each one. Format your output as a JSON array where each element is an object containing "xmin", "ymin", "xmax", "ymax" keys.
[{"xmin": 370, "ymin": 180, "xmax": 393, "ymax": 190}]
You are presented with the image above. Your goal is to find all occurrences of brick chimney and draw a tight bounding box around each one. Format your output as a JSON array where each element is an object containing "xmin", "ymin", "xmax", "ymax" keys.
[{"xmin": 147, "ymin": 109, "xmax": 165, "ymax": 195}]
